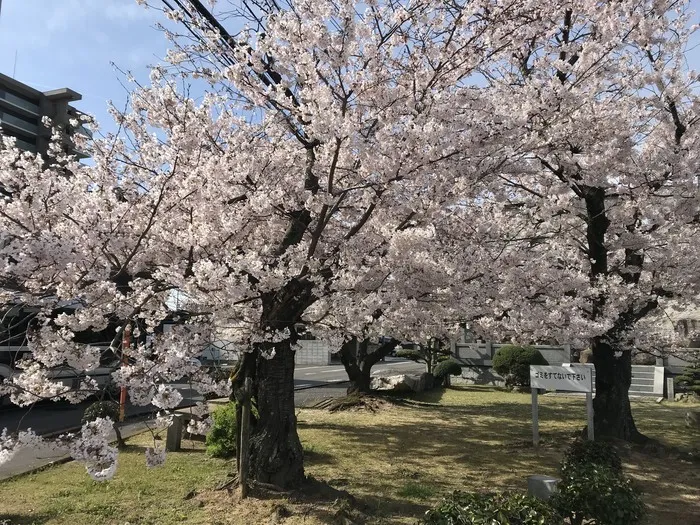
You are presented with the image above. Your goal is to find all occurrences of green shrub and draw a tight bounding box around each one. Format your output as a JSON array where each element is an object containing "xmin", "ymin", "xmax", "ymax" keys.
[
  {"xmin": 205, "ymin": 401, "xmax": 238, "ymax": 458},
  {"xmin": 560, "ymin": 439, "xmax": 623, "ymax": 477},
  {"xmin": 553, "ymin": 439, "xmax": 644, "ymax": 525},
  {"xmin": 675, "ymin": 361, "xmax": 700, "ymax": 394},
  {"xmin": 82, "ymin": 400, "xmax": 120, "ymax": 424},
  {"xmin": 433, "ymin": 359, "xmax": 462, "ymax": 386},
  {"xmin": 422, "ymin": 490, "xmax": 562, "ymax": 525},
  {"xmin": 395, "ymin": 349, "xmax": 424, "ymax": 362},
  {"xmin": 553, "ymin": 463, "xmax": 645, "ymax": 525},
  {"xmin": 492, "ymin": 345, "xmax": 548, "ymax": 388}
]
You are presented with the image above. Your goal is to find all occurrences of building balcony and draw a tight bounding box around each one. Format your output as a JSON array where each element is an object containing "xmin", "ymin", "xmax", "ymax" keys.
[
  {"xmin": 0, "ymin": 89, "xmax": 40, "ymax": 116},
  {"xmin": 0, "ymin": 112, "xmax": 39, "ymax": 137}
]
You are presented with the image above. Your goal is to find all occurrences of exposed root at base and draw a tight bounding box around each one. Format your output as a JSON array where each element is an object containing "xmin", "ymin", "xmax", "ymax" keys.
[
  {"xmin": 216, "ymin": 474, "xmax": 239, "ymax": 491},
  {"xmin": 313, "ymin": 393, "xmax": 393, "ymax": 412}
]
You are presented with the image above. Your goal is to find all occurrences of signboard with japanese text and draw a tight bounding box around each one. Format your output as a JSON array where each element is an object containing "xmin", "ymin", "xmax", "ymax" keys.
[{"xmin": 530, "ymin": 365, "xmax": 592, "ymax": 393}]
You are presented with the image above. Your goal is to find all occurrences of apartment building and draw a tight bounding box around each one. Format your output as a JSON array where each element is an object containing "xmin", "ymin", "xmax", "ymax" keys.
[{"xmin": 0, "ymin": 72, "xmax": 90, "ymax": 158}]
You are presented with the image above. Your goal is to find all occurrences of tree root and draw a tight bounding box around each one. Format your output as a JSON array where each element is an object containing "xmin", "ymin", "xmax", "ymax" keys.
[
  {"xmin": 252, "ymin": 480, "xmax": 294, "ymax": 495},
  {"xmin": 216, "ymin": 475, "xmax": 239, "ymax": 491}
]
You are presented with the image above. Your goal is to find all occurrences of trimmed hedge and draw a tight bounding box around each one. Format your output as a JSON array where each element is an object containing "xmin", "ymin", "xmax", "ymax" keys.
[
  {"xmin": 675, "ymin": 361, "xmax": 700, "ymax": 394},
  {"xmin": 560, "ymin": 439, "xmax": 623, "ymax": 477},
  {"xmin": 433, "ymin": 359, "xmax": 462, "ymax": 386},
  {"xmin": 553, "ymin": 440, "xmax": 645, "ymax": 525},
  {"xmin": 492, "ymin": 345, "xmax": 548, "ymax": 388},
  {"xmin": 553, "ymin": 463, "xmax": 645, "ymax": 525},
  {"xmin": 423, "ymin": 490, "xmax": 562, "ymax": 525}
]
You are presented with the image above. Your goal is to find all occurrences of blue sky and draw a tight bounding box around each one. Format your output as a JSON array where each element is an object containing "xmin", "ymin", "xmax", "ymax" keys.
[
  {"xmin": 0, "ymin": 0, "xmax": 172, "ymax": 134},
  {"xmin": 1, "ymin": 0, "xmax": 700, "ymax": 137}
]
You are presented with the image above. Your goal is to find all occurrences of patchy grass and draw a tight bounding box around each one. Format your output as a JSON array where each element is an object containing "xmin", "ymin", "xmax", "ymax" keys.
[
  {"xmin": 1, "ymin": 387, "xmax": 698, "ymax": 525},
  {"xmin": 396, "ymin": 481, "xmax": 437, "ymax": 500}
]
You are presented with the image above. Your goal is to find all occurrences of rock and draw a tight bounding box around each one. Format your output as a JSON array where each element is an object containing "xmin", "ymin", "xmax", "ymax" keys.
[
  {"xmin": 370, "ymin": 373, "xmax": 431, "ymax": 393},
  {"xmin": 656, "ymin": 397, "xmax": 664, "ymax": 404},
  {"xmin": 371, "ymin": 374, "xmax": 412, "ymax": 392},
  {"xmin": 676, "ymin": 393, "xmax": 686, "ymax": 402},
  {"xmin": 527, "ymin": 475, "xmax": 559, "ymax": 501},
  {"xmin": 686, "ymin": 410, "xmax": 700, "ymax": 429}
]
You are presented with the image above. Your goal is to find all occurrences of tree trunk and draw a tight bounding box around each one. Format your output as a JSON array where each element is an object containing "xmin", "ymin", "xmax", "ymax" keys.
[
  {"xmin": 248, "ymin": 340, "xmax": 305, "ymax": 488},
  {"xmin": 339, "ymin": 338, "xmax": 399, "ymax": 394},
  {"xmin": 592, "ymin": 339, "xmax": 646, "ymax": 443}
]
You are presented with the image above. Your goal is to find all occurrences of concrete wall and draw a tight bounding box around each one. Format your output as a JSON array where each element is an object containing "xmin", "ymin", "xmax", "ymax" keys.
[{"xmin": 295, "ymin": 340, "xmax": 332, "ymax": 365}]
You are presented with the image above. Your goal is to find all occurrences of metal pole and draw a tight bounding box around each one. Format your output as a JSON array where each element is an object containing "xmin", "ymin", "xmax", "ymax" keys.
[
  {"xmin": 586, "ymin": 392, "xmax": 594, "ymax": 441},
  {"xmin": 118, "ymin": 324, "xmax": 131, "ymax": 423},
  {"xmin": 532, "ymin": 388, "xmax": 539, "ymax": 447},
  {"xmin": 239, "ymin": 377, "xmax": 252, "ymax": 498}
]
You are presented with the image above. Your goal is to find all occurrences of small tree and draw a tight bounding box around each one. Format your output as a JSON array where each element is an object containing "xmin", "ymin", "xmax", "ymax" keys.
[
  {"xmin": 492, "ymin": 345, "xmax": 548, "ymax": 388},
  {"xmin": 396, "ymin": 338, "xmax": 451, "ymax": 375},
  {"xmin": 675, "ymin": 361, "xmax": 700, "ymax": 395},
  {"xmin": 433, "ymin": 359, "xmax": 462, "ymax": 387}
]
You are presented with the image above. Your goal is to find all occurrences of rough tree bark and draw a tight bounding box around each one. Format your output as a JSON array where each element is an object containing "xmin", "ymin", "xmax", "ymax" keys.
[
  {"xmin": 247, "ymin": 339, "xmax": 305, "ymax": 488},
  {"xmin": 339, "ymin": 337, "xmax": 399, "ymax": 394},
  {"xmin": 591, "ymin": 339, "xmax": 645, "ymax": 442},
  {"xmin": 243, "ymin": 278, "xmax": 314, "ymax": 488}
]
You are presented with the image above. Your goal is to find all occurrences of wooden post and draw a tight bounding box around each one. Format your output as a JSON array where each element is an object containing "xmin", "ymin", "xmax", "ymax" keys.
[
  {"xmin": 667, "ymin": 377, "xmax": 675, "ymax": 401},
  {"xmin": 118, "ymin": 324, "xmax": 131, "ymax": 423},
  {"xmin": 531, "ymin": 388, "xmax": 539, "ymax": 447},
  {"xmin": 239, "ymin": 377, "xmax": 252, "ymax": 498},
  {"xmin": 586, "ymin": 392, "xmax": 594, "ymax": 441}
]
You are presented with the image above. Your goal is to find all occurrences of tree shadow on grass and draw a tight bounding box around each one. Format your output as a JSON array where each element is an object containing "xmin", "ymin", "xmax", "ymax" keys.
[
  {"xmin": 298, "ymin": 410, "xmax": 569, "ymax": 510},
  {"xmin": 174, "ymin": 446, "xmax": 206, "ymax": 454},
  {"xmin": 303, "ymin": 448, "xmax": 336, "ymax": 466},
  {"xmin": 0, "ymin": 512, "xmax": 57, "ymax": 525},
  {"xmin": 299, "ymin": 393, "xmax": 700, "ymax": 524}
]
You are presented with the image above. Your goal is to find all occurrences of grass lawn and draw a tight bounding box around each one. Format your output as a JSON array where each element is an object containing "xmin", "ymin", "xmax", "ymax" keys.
[{"xmin": 1, "ymin": 387, "xmax": 698, "ymax": 524}]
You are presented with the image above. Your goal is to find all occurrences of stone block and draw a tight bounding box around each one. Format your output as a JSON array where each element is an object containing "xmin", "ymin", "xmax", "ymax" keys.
[{"xmin": 527, "ymin": 475, "xmax": 559, "ymax": 501}]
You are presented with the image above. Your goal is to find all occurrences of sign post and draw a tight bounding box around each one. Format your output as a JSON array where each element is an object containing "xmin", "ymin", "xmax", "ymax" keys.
[
  {"xmin": 530, "ymin": 365, "xmax": 594, "ymax": 446},
  {"xmin": 586, "ymin": 391, "xmax": 594, "ymax": 441},
  {"xmin": 532, "ymin": 387, "xmax": 539, "ymax": 446}
]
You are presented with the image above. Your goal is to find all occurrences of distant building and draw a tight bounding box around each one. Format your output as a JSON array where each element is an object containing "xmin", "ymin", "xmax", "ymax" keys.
[{"xmin": 0, "ymin": 72, "xmax": 90, "ymax": 158}]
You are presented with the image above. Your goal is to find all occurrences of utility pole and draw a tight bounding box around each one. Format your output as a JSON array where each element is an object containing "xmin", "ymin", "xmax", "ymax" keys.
[{"xmin": 118, "ymin": 324, "xmax": 131, "ymax": 422}]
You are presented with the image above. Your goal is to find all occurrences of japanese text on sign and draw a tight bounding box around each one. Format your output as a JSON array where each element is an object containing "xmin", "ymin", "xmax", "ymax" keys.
[{"xmin": 530, "ymin": 365, "xmax": 592, "ymax": 393}]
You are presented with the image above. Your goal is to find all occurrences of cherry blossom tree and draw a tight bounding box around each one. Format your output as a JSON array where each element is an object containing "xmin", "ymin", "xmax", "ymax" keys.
[
  {"xmin": 473, "ymin": 0, "xmax": 700, "ymax": 441},
  {"xmin": 3, "ymin": 0, "xmax": 697, "ymax": 491},
  {"xmin": 1, "ymin": 0, "xmax": 525, "ymax": 487}
]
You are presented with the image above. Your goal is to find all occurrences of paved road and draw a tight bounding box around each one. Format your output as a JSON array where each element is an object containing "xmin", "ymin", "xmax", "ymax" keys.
[
  {"xmin": 295, "ymin": 357, "xmax": 425, "ymax": 388},
  {"xmin": 0, "ymin": 358, "xmax": 425, "ymax": 480},
  {"xmin": 0, "ymin": 358, "xmax": 425, "ymax": 435}
]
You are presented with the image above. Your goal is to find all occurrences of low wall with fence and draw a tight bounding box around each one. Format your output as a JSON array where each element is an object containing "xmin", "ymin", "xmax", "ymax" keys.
[{"xmin": 451, "ymin": 342, "xmax": 572, "ymax": 367}]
